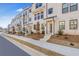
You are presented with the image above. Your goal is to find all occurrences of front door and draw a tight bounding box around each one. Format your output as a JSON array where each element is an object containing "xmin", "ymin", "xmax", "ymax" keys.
[
  {"xmin": 37, "ymin": 22, "xmax": 40, "ymax": 33},
  {"xmin": 41, "ymin": 24, "xmax": 45, "ymax": 34},
  {"xmin": 46, "ymin": 20, "xmax": 53, "ymax": 34},
  {"xmin": 50, "ymin": 23, "xmax": 52, "ymax": 33}
]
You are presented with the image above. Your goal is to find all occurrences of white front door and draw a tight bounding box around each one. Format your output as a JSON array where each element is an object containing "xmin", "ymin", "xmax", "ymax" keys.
[{"xmin": 46, "ymin": 20, "xmax": 53, "ymax": 35}]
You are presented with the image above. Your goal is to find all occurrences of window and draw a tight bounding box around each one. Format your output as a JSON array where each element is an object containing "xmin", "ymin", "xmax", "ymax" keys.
[
  {"xmin": 59, "ymin": 21, "xmax": 65, "ymax": 30},
  {"xmin": 34, "ymin": 25, "xmax": 36, "ymax": 30},
  {"xmin": 41, "ymin": 12, "xmax": 44, "ymax": 19},
  {"xmin": 36, "ymin": 3, "xmax": 42, "ymax": 8},
  {"xmin": 29, "ymin": 9, "xmax": 31, "ymax": 13},
  {"xmin": 62, "ymin": 3, "xmax": 78, "ymax": 13},
  {"xmin": 38, "ymin": 13, "xmax": 40, "ymax": 19},
  {"xmin": 39, "ymin": 3, "xmax": 42, "ymax": 7},
  {"xmin": 34, "ymin": 14, "xmax": 36, "ymax": 20},
  {"xmin": 41, "ymin": 24, "xmax": 44, "ymax": 31},
  {"xmin": 24, "ymin": 21, "xmax": 27, "ymax": 24},
  {"xmin": 25, "ymin": 11, "xmax": 27, "ymax": 15},
  {"xmin": 35, "ymin": 12, "xmax": 44, "ymax": 20},
  {"xmin": 36, "ymin": 4, "xmax": 38, "ymax": 8},
  {"xmin": 48, "ymin": 8, "xmax": 53, "ymax": 14},
  {"xmin": 24, "ymin": 18, "xmax": 27, "ymax": 24},
  {"xmin": 69, "ymin": 19, "xmax": 78, "ymax": 29},
  {"xmin": 23, "ymin": 14, "xmax": 25, "ymax": 20},
  {"xmin": 29, "ymin": 18, "xmax": 31, "ymax": 22},
  {"xmin": 23, "ymin": 27, "xmax": 25, "ymax": 31},
  {"xmin": 70, "ymin": 3, "xmax": 78, "ymax": 12},
  {"xmin": 62, "ymin": 3, "xmax": 69, "ymax": 13}
]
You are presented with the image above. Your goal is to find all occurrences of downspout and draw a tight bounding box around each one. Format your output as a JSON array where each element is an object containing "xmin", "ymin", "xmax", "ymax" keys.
[
  {"xmin": 45, "ymin": 3, "xmax": 48, "ymax": 34},
  {"xmin": 23, "ymin": 14, "xmax": 24, "ymax": 35},
  {"xmin": 46, "ymin": 3, "xmax": 48, "ymax": 18},
  {"xmin": 53, "ymin": 18, "xmax": 55, "ymax": 35}
]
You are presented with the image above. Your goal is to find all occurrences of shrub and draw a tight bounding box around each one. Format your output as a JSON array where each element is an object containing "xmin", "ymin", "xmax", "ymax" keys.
[
  {"xmin": 64, "ymin": 36, "xmax": 68, "ymax": 39},
  {"xmin": 58, "ymin": 30, "xmax": 63, "ymax": 35},
  {"xmin": 31, "ymin": 31, "xmax": 33, "ymax": 34},
  {"xmin": 42, "ymin": 31, "xmax": 45, "ymax": 34},
  {"xmin": 70, "ymin": 43, "xmax": 74, "ymax": 46}
]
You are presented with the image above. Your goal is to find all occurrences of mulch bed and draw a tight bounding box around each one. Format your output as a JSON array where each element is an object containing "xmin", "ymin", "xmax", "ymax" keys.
[
  {"xmin": 26, "ymin": 33, "xmax": 44, "ymax": 40},
  {"xmin": 47, "ymin": 35, "xmax": 79, "ymax": 48}
]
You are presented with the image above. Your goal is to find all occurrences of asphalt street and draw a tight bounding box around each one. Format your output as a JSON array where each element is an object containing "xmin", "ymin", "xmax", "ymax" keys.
[{"xmin": 0, "ymin": 35, "xmax": 30, "ymax": 56}]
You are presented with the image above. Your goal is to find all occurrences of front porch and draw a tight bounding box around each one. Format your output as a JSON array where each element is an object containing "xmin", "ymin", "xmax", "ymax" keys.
[{"xmin": 40, "ymin": 18, "xmax": 55, "ymax": 41}]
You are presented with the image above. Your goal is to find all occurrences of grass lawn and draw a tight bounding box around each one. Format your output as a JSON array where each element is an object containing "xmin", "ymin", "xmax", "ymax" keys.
[{"xmin": 47, "ymin": 35, "xmax": 79, "ymax": 48}]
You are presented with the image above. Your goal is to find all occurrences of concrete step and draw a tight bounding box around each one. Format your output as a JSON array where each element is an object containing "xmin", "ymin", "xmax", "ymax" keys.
[{"xmin": 40, "ymin": 34, "xmax": 51, "ymax": 41}]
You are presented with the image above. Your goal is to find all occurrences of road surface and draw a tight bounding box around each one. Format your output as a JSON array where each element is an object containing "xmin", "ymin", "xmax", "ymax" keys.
[{"xmin": 0, "ymin": 35, "xmax": 30, "ymax": 56}]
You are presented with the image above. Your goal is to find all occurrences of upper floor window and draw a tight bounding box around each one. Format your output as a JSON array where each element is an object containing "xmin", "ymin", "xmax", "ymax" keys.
[
  {"xmin": 62, "ymin": 3, "xmax": 78, "ymax": 13},
  {"xmin": 39, "ymin": 3, "xmax": 42, "ymax": 6},
  {"xmin": 23, "ymin": 14, "xmax": 25, "ymax": 20},
  {"xmin": 62, "ymin": 3, "xmax": 69, "ymax": 13},
  {"xmin": 24, "ymin": 20, "xmax": 27, "ymax": 24},
  {"xmin": 38, "ymin": 13, "xmax": 40, "ymax": 19},
  {"xmin": 48, "ymin": 8, "xmax": 53, "ymax": 14},
  {"xmin": 70, "ymin": 3, "xmax": 78, "ymax": 12},
  {"xmin": 36, "ymin": 3, "xmax": 42, "ymax": 8},
  {"xmin": 29, "ymin": 9, "xmax": 31, "ymax": 13},
  {"xmin": 41, "ymin": 12, "xmax": 44, "ymax": 19},
  {"xmin": 29, "ymin": 18, "xmax": 31, "ymax": 22},
  {"xmin": 25, "ymin": 11, "xmax": 27, "ymax": 15},
  {"xmin": 62, "ymin": 3, "xmax": 69, "ymax": 8},
  {"xmin": 34, "ymin": 14, "xmax": 37, "ymax": 20},
  {"xmin": 34, "ymin": 12, "xmax": 44, "ymax": 20}
]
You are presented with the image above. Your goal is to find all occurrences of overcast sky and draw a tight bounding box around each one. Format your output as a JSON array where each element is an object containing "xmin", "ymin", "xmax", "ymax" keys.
[{"xmin": 0, "ymin": 3, "xmax": 32, "ymax": 28}]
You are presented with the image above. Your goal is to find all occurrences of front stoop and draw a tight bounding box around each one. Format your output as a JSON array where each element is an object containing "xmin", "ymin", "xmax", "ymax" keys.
[{"xmin": 40, "ymin": 34, "xmax": 51, "ymax": 41}]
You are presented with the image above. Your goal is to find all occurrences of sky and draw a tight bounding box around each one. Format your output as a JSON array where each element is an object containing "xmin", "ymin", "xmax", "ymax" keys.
[{"xmin": 0, "ymin": 3, "xmax": 32, "ymax": 28}]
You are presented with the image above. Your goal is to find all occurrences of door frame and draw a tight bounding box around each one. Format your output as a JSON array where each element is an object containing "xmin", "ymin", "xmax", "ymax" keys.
[{"xmin": 46, "ymin": 20, "xmax": 53, "ymax": 35}]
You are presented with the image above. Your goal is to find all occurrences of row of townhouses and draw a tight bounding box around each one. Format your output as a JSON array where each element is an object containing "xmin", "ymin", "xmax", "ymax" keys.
[{"xmin": 8, "ymin": 3, "xmax": 79, "ymax": 37}]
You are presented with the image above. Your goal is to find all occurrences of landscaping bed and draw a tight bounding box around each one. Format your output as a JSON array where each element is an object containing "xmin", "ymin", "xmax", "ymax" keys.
[
  {"xmin": 47, "ymin": 35, "xmax": 79, "ymax": 48},
  {"xmin": 26, "ymin": 33, "xmax": 44, "ymax": 40}
]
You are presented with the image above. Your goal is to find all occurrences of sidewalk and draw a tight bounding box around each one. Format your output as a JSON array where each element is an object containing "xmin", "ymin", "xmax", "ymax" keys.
[
  {"xmin": 3, "ymin": 33, "xmax": 79, "ymax": 56},
  {"xmin": 1, "ymin": 33, "xmax": 46, "ymax": 56}
]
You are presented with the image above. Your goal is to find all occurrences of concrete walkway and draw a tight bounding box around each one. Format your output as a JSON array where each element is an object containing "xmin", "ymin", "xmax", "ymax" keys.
[{"xmin": 3, "ymin": 33, "xmax": 79, "ymax": 56}]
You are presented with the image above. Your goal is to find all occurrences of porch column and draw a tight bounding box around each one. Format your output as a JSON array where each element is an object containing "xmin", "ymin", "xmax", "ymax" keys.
[{"xmin": 45, "ymin": 22, "xmax": 48, "ymax": 35}]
